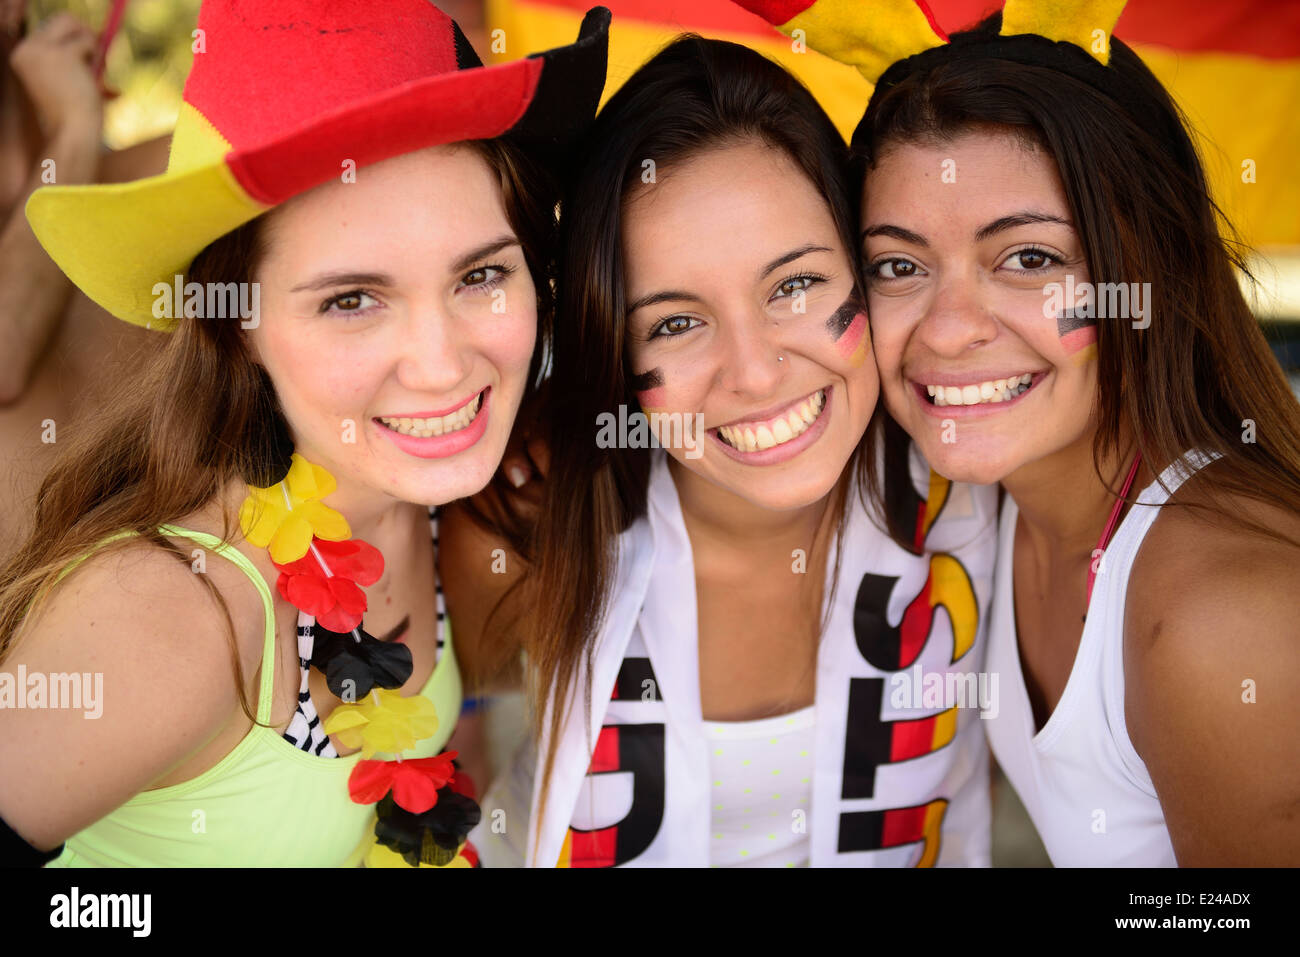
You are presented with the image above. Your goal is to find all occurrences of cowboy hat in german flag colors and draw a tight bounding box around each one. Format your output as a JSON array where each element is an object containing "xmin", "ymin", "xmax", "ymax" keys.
[{"xmin": 26, "ymin": 1, "xmax": 611, "ymax": 331}]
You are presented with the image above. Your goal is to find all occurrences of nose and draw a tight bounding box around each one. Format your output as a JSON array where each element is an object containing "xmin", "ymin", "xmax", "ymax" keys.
[
  {"xmin": 395, "ymin": 300, "xmax": 472, "ymax": 395},
  {"xmin": 915, "ymin": 270, "xmax": 999, "ymax": 357},
  {"xmin": 714, "ymin": 304, "xmax": 787, "ymax": 397}
]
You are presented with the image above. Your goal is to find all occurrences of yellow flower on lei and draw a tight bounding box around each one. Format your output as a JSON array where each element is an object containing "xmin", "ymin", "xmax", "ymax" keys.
[
  {"xmin": 239, "ymin": 453, "xmax": 351, "ymax": 563},
  {"xmin": 322, "ymin": 688, "xmax": 440, "ymax": 759}
]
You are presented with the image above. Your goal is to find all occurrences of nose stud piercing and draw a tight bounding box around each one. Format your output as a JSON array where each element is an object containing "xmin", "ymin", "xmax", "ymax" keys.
[{"xmin": 777, "ymin": 355, "xmax": 785, "ymax": 363}]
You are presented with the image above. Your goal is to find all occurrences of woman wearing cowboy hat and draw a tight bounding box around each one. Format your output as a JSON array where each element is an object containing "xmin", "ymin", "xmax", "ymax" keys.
[{"xmin": 0, "ymin": 0, "xmax": 609, "ymax": 868}]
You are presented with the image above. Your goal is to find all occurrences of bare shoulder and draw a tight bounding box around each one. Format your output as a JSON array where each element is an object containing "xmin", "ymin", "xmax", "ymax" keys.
[
  {"xmin": 1124, "ymin": 478, "xmax": 1300, "ymax": 864},
  {"xmin": 1127, "ymin": 477, "xmax": 1300, "ymax": 633},
  {"xmin": 0, "ymin": 530, "xmax": 267, "ymax": 850}
]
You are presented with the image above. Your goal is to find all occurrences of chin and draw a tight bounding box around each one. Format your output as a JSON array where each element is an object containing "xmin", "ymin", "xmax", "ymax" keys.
[
  {"xmin": 720, "ymin": 465, "xmax": 844, "ymax": 513},
  {"xmin": 916, "ymin": 441, "xmax": 1011, "ymax": 486}
]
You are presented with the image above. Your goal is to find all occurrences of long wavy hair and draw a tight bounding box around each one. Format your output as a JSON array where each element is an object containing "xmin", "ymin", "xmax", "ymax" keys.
[
  {"xmin": 0, "ymin": 139, "xmax": 560, "ymax": 724},
  {"xmin": 525, "ymin": 35, "xmax": 916, "ymax": 837},
  {"xmin": 853, "ymin": 12, "xmax": 1300, "ymax": 535}
]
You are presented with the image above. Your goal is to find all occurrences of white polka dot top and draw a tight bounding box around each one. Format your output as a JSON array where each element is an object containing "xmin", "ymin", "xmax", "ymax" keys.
[{"xmin": 705, "ymin": 705, "xmax": 815, "ymax": 867}]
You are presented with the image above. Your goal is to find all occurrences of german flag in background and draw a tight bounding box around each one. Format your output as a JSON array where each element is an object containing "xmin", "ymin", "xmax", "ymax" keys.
[{"xmin": 484, "ymin": 0, "xmax": 1300, "ymax": 313}]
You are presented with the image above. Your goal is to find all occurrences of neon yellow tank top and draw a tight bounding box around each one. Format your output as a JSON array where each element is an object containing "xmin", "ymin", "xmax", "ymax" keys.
[{"xmin": 45, "ymin": 523, "xmax": 461, "ymax": 867}]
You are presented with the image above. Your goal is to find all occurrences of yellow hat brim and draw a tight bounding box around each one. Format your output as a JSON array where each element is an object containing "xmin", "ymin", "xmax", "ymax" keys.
[{"xmin": 26, "ymin": 158, "xmax": 269, "ymax": 331}]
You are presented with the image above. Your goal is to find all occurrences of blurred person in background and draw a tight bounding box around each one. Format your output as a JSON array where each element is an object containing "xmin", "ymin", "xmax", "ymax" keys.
[{"xmin": 0, "ymin": 0, "xmax": 167, "ymax": 556}]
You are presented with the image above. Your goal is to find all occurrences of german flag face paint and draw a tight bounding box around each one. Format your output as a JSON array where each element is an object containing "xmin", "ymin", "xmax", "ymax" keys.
[
  {"xmin": 630, "ymin": 367, "xmax": 666, "ymax": 412},
  {"xmin": 1057, "ymin": 307, "xmax": 1098, "ymax": 364},
  {"xmin": 826, "ymin": 294, "xmax": 870, "ymax": 366}
]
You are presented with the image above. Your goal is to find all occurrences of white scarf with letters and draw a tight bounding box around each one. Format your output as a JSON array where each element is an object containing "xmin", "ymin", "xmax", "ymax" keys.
[{"xmin": 477, "ymin": 448, "xmax": 998, "ymax": 867}]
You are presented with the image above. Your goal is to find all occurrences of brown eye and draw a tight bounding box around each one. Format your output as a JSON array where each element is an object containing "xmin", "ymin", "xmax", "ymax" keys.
[
  {"xmin": 873, "ymin": 259, "xmax": 917, "ymax": 279},
  {"xmin": 1005, "ymin": 248, "xmax": 1059, "ymax": 271},
  {"xmin": 322, "ymin": 290, "xmax": 375, "ymax": 314},
  {"xmin": 649, "ymin": 315, "xmax": 701, "ymax": 338},
  {"xmin": 463, "ymin": 269, "xmax": 488, "ymax": 286}
]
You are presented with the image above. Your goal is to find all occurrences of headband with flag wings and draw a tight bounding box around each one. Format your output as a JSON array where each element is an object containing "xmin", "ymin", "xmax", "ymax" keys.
[
  {"xmin": 736, "ymin": 0, "xmax": 1143, "ymax": 148},
  {"xmin": 735, "ymin": 0, "xmax": 1127, "ymax": 79}
]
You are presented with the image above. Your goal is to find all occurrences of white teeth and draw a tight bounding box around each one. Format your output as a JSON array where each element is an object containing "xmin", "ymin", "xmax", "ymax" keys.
[
  {"xmin": 380, "ymin": 392, "xmax": 483, "ymax": 437},
  {"xmin": 717, "ymin": 388, "xmax": 827, "ymax": 453},
  {"xmin": 923, "ymin": 375, "xmax": 1035, "ymax": 406}
]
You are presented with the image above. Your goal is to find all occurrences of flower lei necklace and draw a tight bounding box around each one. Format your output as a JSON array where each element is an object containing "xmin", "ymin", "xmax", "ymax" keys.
[{"xmin": 240, "ymin": 452, "xmax": 480, "ymax": 867}]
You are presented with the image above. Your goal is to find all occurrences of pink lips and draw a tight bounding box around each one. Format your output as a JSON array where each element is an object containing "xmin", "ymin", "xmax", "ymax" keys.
[{"xmin": 374, "ymin": 387, "xmax": 490, "ymax": 459}]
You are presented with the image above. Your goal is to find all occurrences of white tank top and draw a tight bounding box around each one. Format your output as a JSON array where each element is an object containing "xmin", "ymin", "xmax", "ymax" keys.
[
  {"xmin": 704, "ymin": 705, "xmax": 815, "ymax": 868},
  {"xmin": 983, "ymin": 450, "xmax": 1217, "ymax": 866}
]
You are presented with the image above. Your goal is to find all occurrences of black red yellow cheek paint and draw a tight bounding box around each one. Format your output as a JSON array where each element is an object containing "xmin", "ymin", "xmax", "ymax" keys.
[
  {"xmin": 631, "ymin": 368, "xmax": 666, "ymax": 409},
  {"xmin": 1057, "ymin": 309, "xmax": 1098, "ymax": 363},
  {"xmin": 826, "ymin": 294, "xmax": 868, "ymax": 365}
]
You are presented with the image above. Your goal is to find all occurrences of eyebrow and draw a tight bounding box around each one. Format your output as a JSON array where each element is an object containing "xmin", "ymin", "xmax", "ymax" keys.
[
  {"xmin": 625, "ymin": 244, "xmax": 833, "ymax": 316},
  {"xmin": 451, "ymin": 235, "xmax": 520, "ymax": 274},
  {"xmin": 860, "ymin": 224, "xmax": 928, "ymax": 247},
  {"xmin": 973, "ymin": 211, "xmax": 1073, "ymax": 241},
  {"xmin": 760, "ymin": 244, "xmax": 832, "ymax": 279},
  {"xmin": 290, "ymin": 271, "xmax": 396, "ymax": 293},
  {"xmin": 289, "ymin": 235, "xmax": 520, "ymax": 293},
  {"xmin": 860, "ymin": 211, "xmax": 1073, "ymax": 248},
  {"xmin": 626, "ymin": 289, "xmax": 703, "ymax": 315}
]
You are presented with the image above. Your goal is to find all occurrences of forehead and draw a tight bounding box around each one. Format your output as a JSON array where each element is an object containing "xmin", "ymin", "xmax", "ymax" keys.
[
  {"xmin": 621, "ymin": 140, "xmax": 840, "ymax": 284},
  {"xmin": 863, "ymin": 130, "xmax": 1069, "ymax": 220},
  {"xmin": 260, "ymin": 145, "xmax": 509, "ymax": 269}
]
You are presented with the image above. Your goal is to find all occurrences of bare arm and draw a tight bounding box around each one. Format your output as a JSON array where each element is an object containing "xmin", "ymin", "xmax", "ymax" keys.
[
  {"xmin": 1127, "ymin": 505, "xmax": 1300, "ymax": 865},
  {"xmin": 0, "ymin": 14, "xmax": 103, "ymax": 403},
  {"xmin": 0, "ymin": 542, "xmax": 258, "ymax": 852}
]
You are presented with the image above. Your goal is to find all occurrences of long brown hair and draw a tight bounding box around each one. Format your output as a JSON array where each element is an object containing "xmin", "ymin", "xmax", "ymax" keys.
[
  {"xmin": 854, "ymin": 13, "xmax": 1300, "ymax": 535},
  {"xmin": 526, "ymin": 35, "xmax": 912, "ymax": 837},
  {"xmin": 0, "ymin": 139, "xmax": 560, "ymax": 725}
]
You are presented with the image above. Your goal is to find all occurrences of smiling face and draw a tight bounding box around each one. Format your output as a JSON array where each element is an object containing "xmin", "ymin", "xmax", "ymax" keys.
[
  {"xmin": 861, "ymin": 129, "xmax": 1098, "ymax": 486},
  {"xmin": 622, "ymin": 138, "xmax": 877, "ymax": 511},
  {"xmin": 248, "ymin": 143, "xmax": 536, "ymax": 506}
]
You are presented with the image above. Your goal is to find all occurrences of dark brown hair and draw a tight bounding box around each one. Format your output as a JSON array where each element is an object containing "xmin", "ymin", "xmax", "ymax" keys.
[
  {"xmin": 0, "ymin": 139, "xmax": 560, "ymax": 726},
  {"xmin": 854, "ymin": 13, "xmax": 1300, "ymax": 534}
]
